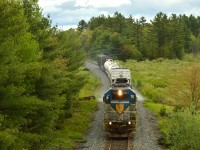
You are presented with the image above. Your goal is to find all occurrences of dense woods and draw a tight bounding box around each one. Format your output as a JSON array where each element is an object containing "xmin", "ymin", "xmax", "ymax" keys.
[
  {"xmin": 0, "ymin": 0, "xmax": 86, "ymax": 149},
  {"xmin": 78, "ymin": 11, "xmax": 200, "ymax": 60}
]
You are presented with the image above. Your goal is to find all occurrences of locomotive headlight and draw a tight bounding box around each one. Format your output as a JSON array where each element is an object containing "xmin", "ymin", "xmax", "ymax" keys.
[
  {"xmin": 118, "ymin": 90, "xmax": 122, "ymax": 96},
  {"xmin": 109, "ymin": 121, "xmax": 112, "ymax": 125},
  {"xmin": 128, "ymin": 121, "xmax": 131, "ymax": 125}
]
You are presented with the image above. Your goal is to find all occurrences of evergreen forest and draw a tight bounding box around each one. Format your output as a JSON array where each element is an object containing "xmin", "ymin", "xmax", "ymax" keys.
[
  {"xmin": 0, "ymin": 0, "xmax": 87, "ymax": 149},
  {"xmin": 78, "ymin": 11, "xmax": 200, "ymax": 60},
  {"xmin": 1, "ymin": 0, "xmax": 200, "ymax": 149}
]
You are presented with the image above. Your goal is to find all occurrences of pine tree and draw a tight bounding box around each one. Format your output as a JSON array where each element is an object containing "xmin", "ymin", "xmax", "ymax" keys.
[
  {"xmin": 78, "ymin": 20, "xmax": 88, "ymax": 31},
  {"xmin": 151, "ymin": 12, "xmax": 170, "ymax": 58},
  {"xmin": 169, "ymin": 14, "xmax": 184, "ymax": 59}
]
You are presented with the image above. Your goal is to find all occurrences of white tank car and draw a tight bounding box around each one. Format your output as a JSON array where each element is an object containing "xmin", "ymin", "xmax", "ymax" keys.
[
  {"xmin": 104, "ymin": 59, "xmax": 119, "ymax": 76},
  {"xmin": 104, "ymin": 59, "xmax": 131, "ymax": 86},
  {"xmin": 104, "ymin": 59, "xmax": 119, "ymax": 71}
]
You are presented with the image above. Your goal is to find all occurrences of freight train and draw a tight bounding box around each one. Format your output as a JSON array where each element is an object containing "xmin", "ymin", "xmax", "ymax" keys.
[{"xmin": 98, "ymin": 55, "xmax": 137, "ymax": 137}]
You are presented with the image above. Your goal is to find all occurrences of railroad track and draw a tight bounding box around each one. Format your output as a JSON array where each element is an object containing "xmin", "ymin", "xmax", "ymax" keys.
[{"xmin": 105, "ymin": 137, "xmax": 133, "ymax": 150}]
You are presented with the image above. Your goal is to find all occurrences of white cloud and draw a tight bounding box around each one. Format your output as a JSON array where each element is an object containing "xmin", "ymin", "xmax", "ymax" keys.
[
  {"xmin": 183, "ymin": 7, "xmax": 200, "ymax": 16},
  {"xmin": 52, "ymin": 7, "xmax": 101, "ymax": 25},
  {"xmin": 151, "ymin": 0, "xmax": 183, "ymax": 8},
  {"xmin": 38, "ymin": 0, "xmax": 73, "ymax": 12},
  {"xmin": 38, "ymin": 0, "xmax": 72, "ymax": 7},
  {"xmin": 57, "ymin": 25, "xmax": 77, "ymax": 30},
  {"xmin": 75, "ymin": 0, "xmax": 131, "ymax": 8},
  {"xmin": 38, "ymin": 0, "xmax": 200, "ymax": 30}
]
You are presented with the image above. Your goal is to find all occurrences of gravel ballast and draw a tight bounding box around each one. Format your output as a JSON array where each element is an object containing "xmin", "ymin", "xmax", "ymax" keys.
[{"xmin": 75, "ymin": 61, "xmax": 163, "ymax": 150}]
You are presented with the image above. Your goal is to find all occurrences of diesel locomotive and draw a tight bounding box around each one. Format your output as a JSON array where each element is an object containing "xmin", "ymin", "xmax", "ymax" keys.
[{"xmin": 98, "ymin": 55, "xmax": 137, "ymax": 137}]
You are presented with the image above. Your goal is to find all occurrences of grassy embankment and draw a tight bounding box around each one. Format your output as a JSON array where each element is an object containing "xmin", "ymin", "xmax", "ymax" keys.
[
  {"xmin": 123, "ymin": 57, "xmax": 200, "ymax": 150},
  {"xmin": 47, "ymin": 69, "xmax": 100, "ymax": 149}
]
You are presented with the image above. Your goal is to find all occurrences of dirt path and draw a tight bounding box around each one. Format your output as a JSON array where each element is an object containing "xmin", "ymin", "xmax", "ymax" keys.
[{"xmin": 75, "ymin": 61, "xmax": 163, "ymax": 150}]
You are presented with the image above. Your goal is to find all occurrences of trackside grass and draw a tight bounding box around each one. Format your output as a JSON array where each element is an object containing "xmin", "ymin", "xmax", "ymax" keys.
[
  {"xmin": 46, "ymin": 70, "xmax": 100, "ymax": 149},
  {"xmin": 144, "ymin": 101, "xmax": 174, "ymax": 116},
  {"xmin": 78, "ymin": 69, "xmax": 101, "ymax": 97},
  {"xmin": 124, "ymin": 58, "xmax": 200, "ymax": 149}
]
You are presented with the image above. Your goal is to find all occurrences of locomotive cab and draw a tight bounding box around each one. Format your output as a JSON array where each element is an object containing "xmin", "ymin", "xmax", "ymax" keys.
[{"xmin": 103, "ymin": 88, "xmax": 136, "ymax": 104}]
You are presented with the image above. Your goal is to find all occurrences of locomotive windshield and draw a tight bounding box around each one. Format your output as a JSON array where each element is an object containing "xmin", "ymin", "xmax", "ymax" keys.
[{"xmin": 111, "ymin": 90, "xmax": 129, "ymax": 102}]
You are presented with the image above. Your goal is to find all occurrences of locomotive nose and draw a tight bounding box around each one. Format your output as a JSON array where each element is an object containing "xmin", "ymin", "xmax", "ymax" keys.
[{"xmin": 116, "ymin": 104, "xmax": 124, "ymax": 114}]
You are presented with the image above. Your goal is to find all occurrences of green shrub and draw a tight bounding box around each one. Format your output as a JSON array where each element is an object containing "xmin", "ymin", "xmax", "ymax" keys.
[
  {"xmin": 160, "ymin": 106, "xmax": 167, "ymax": 117},
  {"xmin": 165, "ymin": 113, "xmax": 200, "ymax": 150},
  {"xmin": 136, "ymin": 79, "xmax": 142, "ymax": 88},
  {"xmin": 142, "ymin": 84, "xmax": 165, "ymax": 102}
]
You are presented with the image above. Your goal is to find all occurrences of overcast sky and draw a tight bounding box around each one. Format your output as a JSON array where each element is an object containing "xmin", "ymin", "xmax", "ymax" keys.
[{"xmin": 38, "ymin": 0, "xmax": 200, "ymax": 30}]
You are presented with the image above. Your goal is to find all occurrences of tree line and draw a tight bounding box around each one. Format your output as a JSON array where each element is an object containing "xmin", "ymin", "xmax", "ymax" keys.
[
  {"xmin": 78, "ymin": 12, "xmax": 200, "ymax": 60},
  {"xmin": 0, "ymin": 0, "xmax": 86, "ymax": 149}
]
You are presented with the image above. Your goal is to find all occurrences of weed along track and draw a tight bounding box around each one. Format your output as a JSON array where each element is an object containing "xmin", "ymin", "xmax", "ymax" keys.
[{"xmin": 105, "ymin": 137, "xmax": 133, "ymax": 150}]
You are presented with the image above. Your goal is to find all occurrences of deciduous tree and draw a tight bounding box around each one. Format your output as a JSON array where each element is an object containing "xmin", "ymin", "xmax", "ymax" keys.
[{"xmin": 171, "ymin": 63, "xmax": 200, "ymax": 115}]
